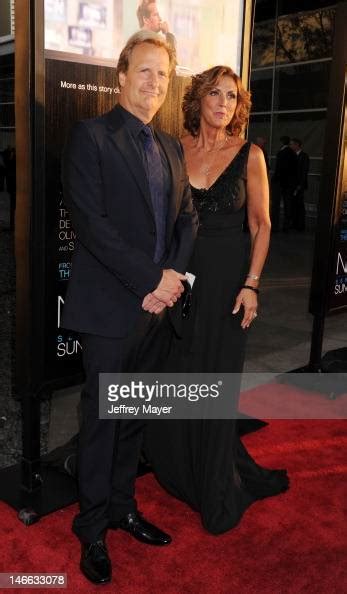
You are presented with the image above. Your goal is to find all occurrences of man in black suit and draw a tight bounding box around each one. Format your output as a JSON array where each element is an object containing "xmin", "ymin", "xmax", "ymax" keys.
[
  {"xmin": 271, "ymin": 135, "xmax": 297, "ymax": 232},
  {"xmin": 137, "ymin": 0, "xmax": 177, "ymax": 52},
  {"xmin": 62, "ymin": 31, "xmax": 198, "ymax": 584},
  {"xmin": 290, "ymin": 138, "xmax": 310, "ymax": 231}
]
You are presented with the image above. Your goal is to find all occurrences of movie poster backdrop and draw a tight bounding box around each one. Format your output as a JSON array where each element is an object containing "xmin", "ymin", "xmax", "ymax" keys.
[
  {"xmin": 43, "ymin": 0, "xmax": 248, "ymax": 386},
  {"xmin": 309, "ymin": 3, "xmax": 347, "ymax": 319},
  {"xmin": 44, "ymin": 59, "xmax": 118, "ymax": 381},
  {"xmin": 328, "ymin": 97, "xmax": 347, "ymax": 311}
]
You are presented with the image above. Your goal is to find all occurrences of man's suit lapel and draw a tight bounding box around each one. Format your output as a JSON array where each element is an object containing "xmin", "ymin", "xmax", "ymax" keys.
[
  {"xmin": 106, "ymin": 106, "xmax": 155, "ymax": 219},
  {"xmin": 106, "ymin": 107, "xmax": 182, "ymax": 243}
]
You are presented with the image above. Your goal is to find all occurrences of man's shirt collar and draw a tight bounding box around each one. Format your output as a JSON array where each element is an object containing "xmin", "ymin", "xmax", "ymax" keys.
[{"xmin": 117, "ymin": 104, "xmax": 154, "ymax": 138}]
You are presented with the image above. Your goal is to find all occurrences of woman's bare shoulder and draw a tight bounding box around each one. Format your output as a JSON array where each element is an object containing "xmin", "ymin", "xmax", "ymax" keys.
[
  {"xmin": 247, "ymin": 143, "xmax": 268, "ymax": 179},
  {"xmin": 248, "ymin": 142, "xmax": 263, "ymax": 160}
]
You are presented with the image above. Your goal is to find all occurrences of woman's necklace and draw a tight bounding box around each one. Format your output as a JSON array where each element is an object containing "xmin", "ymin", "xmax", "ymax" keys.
[{"xmin": 197, "ymin": 136, "xmax": 230, "ymax": 177}]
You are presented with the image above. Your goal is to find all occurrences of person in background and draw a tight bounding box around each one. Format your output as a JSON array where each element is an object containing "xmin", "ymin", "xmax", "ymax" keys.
[
  {"xmin": 137, "ymin": 0, "xmax": 176, "ymax": 52},
  {"xmin": 271, "ymin": 135, "xmax": 297, "ymax": 232},
  {"xmin": 290, "ymin": 137, "xmax": 310, "ymax": 231}
]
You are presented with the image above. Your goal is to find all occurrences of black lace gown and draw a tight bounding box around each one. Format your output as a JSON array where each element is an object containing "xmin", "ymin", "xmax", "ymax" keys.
[{"xmin": 144, "ymin": 142, "xmax": 289, "ymax": 534}]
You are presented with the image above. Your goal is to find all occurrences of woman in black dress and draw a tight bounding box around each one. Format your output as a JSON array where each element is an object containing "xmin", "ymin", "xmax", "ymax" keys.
[{"xmin": 144, "ymin": 66, "xmax": 289, "ymax": 534}]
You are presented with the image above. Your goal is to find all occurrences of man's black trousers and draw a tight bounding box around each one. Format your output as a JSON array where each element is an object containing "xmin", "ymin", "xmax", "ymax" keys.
[{"xmin": 73, "ymin": 311, "xmax": 172, "ymax": 544}]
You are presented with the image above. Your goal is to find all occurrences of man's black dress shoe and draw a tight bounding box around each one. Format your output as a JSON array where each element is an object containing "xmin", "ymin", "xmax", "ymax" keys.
[
  {"xmin": 80, "ymin": 540, "xmax": 111, "ymax": 584},
  {"xmin": 110, "ymin": 512, "xmax": 171, "ymax": 546}
]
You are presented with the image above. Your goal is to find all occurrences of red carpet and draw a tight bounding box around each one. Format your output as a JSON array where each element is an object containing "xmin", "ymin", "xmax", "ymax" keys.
[
  {"xmin": 240, "ymin": 382, "xmax": 347, "ymax": 419},
  {"xmin": 1, "ymin": 417, "xmax": 346, "ymax": 593}
]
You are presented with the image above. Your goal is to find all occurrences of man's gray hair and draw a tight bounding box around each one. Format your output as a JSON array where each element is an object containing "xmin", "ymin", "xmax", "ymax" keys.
[{"xmin": 115, "ymin": 30, "xmax": 176, "ymax": 87}]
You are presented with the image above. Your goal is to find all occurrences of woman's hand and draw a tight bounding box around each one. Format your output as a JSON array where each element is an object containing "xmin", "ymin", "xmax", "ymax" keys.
[{"xmin": 232, "ymin": 288, "xmax": 258, "ymax": 329}]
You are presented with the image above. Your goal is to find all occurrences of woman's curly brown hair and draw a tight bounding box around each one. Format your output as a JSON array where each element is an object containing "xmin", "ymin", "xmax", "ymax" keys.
[{"xmin": 182, "ymin": 65, "xmax": 251, "ymax": 137}]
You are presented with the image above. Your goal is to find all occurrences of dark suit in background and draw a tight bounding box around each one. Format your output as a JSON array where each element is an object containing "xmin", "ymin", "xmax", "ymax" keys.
[
  {"xmin": 292, "ymin": 149, "xmax": 310, "ymax": 231},
  {"xmin": 271, "ymin": 140, "xmax": 297, "ymax": 231}
]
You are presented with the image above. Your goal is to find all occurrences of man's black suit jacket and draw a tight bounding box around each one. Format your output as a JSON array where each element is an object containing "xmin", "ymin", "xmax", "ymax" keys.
[
  {"xmin": 273, "ymin": 145, "xmax": 297, "ymax": 190},
  {"xmin": 61, "ymin": 104, "xmax": 198, "ymax": 338},
  {"xmin": 296, "ymin": 151, "xmax": 310, "ymax": 190}
]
